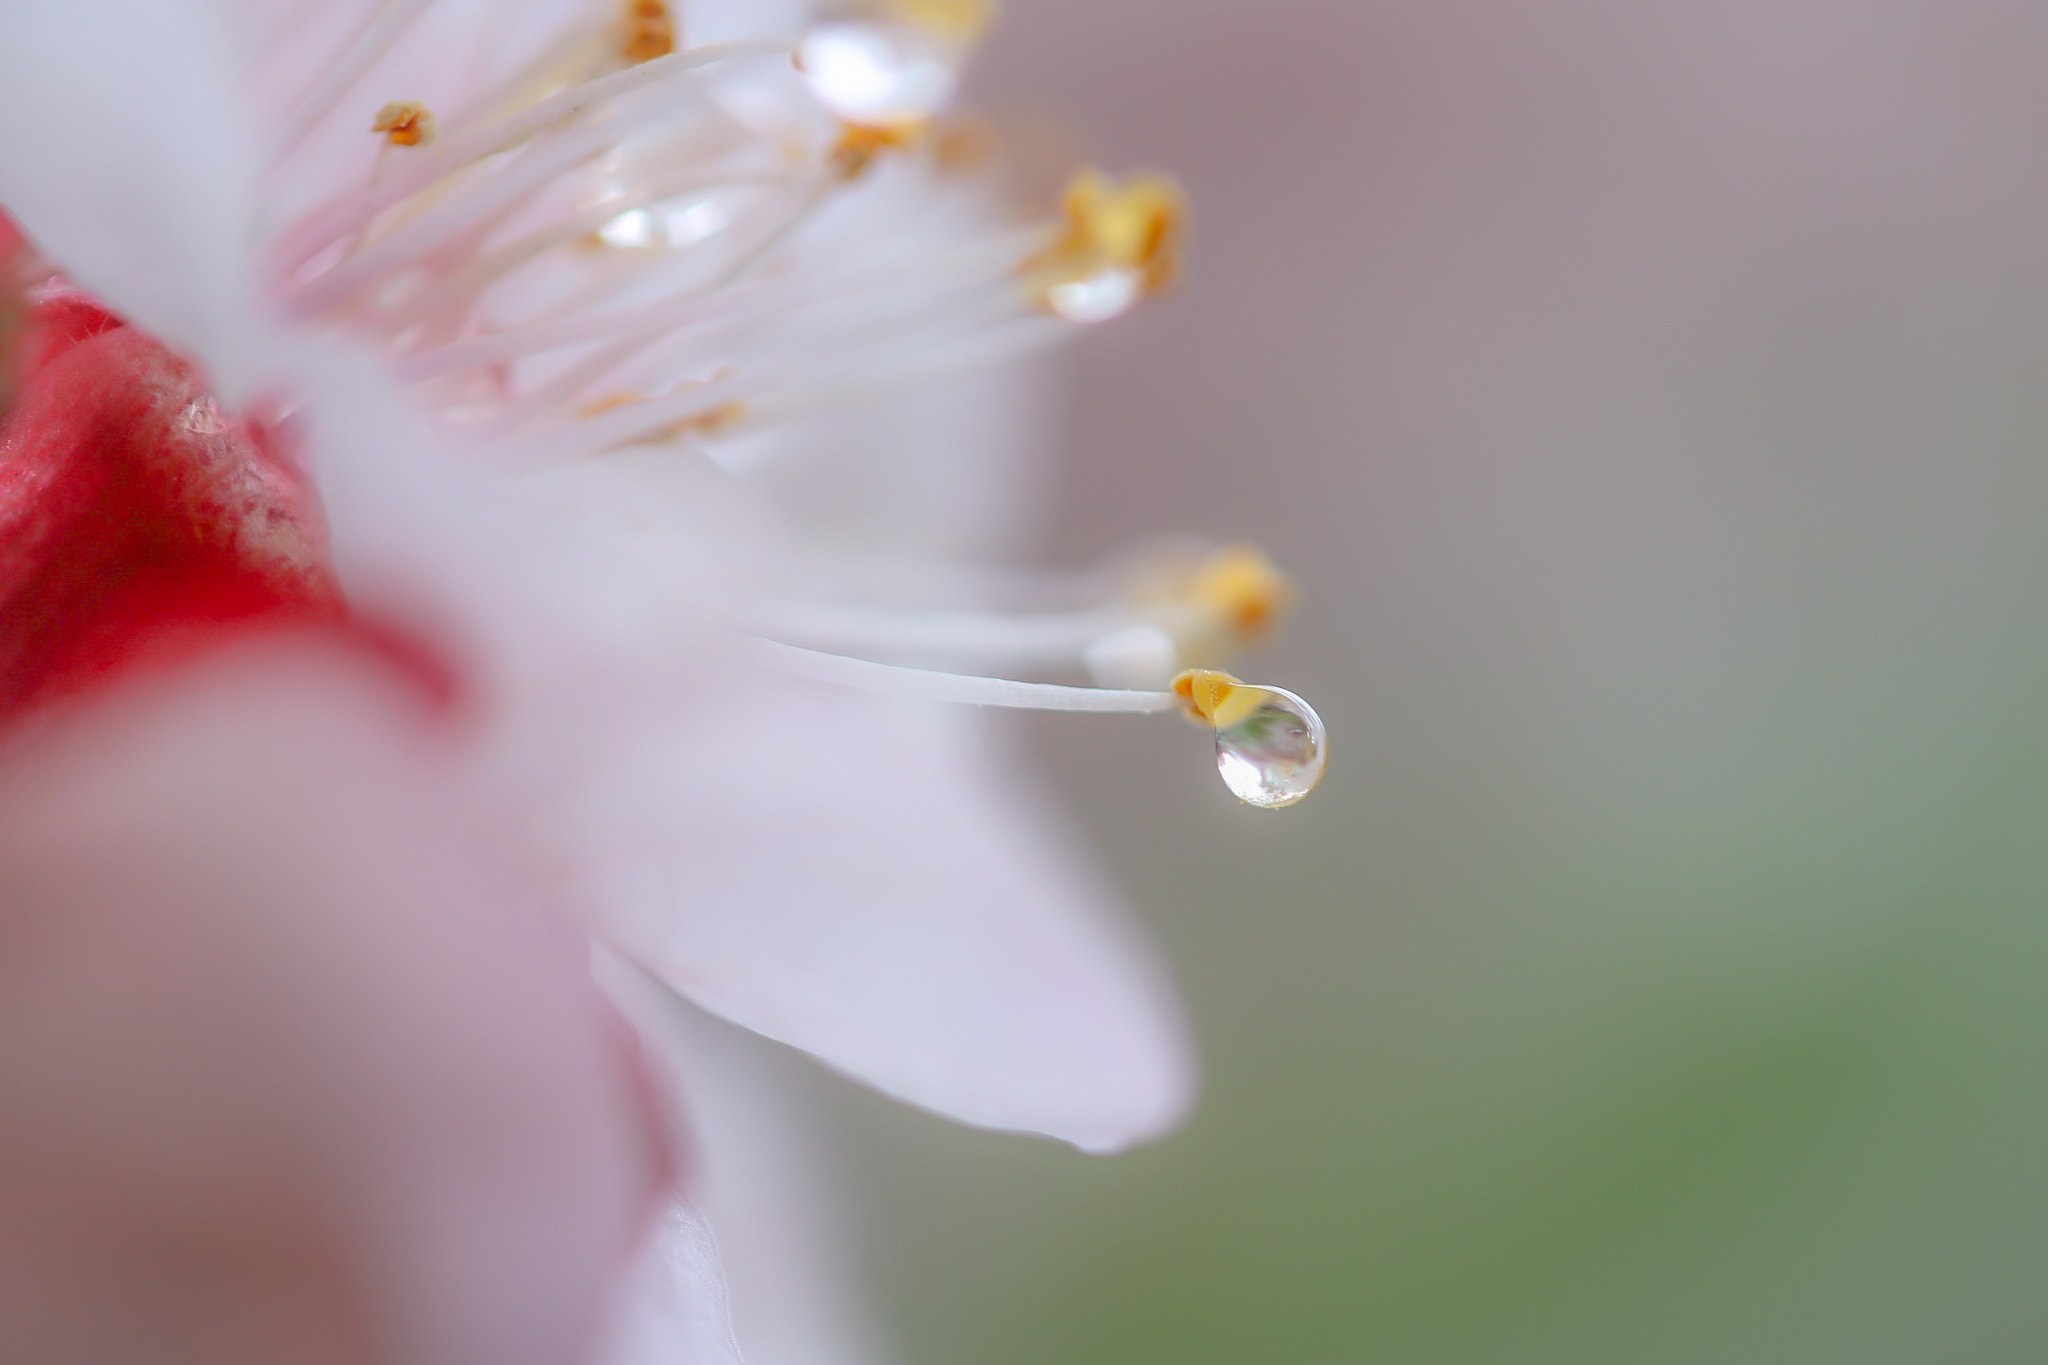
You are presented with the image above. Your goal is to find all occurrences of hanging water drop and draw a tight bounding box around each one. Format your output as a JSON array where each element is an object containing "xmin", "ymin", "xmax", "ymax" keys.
[
  {"xmin": 1172, "ymin": 670, "xmax": 1326, "ymax": 809},
  {"xmin": 1213, "ymin": 686, "xmax": 1325, "ymax": 808},
  {"xmin": 799, "ymin": 22, "xmax": 955, "ymax": 126}
]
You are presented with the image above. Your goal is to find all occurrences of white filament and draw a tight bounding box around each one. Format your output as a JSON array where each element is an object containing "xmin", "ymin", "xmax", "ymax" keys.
[{"xmin": 752, "ymin": 640, "xmax": 1179, "ymax": 714}]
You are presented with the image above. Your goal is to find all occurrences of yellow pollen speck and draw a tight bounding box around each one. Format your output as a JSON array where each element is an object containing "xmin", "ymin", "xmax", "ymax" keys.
[
  {"xmin": 575, "ymin": 391, "xmax": 643, "ymax": 418},
  {"xmin": 621, "ymin": 0, "xmax": 677, "ymax": 64},
  {"xmin": 372, "ymin": 101, "xmax": 436, "ymax": 147},
  {"xmin": 1171, "ymin": 669, "xmax": 1265, "ymax": 732},
  {"xmin": 1188, "ymin": 544, "xmax": 1295, "ymax": 643},
  {"xmin": 887, "ymin": 0, "xmax": 997, "ymax": 45},
  {"xmin": 1021, "ymin": 168, "xmax": 1186, "ymax": 317},
  {"xmin": 829, "ymin": 122, "xmax": 925, "ymax": 180},
  {"xmin": 576, "ymin": 391, "xmax": 749, "ymax": 442},
  {"xmin": 663, "ymin": 401, "xmax": 749, "ymax": 439},
  {"xmin": 930, "ymin": 114, "xmax": 995, "ymax": 174}
]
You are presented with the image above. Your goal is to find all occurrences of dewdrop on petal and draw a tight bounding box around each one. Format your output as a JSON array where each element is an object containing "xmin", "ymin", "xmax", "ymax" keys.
[
  {"xmin": 1173, "ymin": 670, "xmax": 1327, "ymax": 809},
  {"xmin": 798, "ymin": 0, "xmax": 995, "ymax": 131},
  {"xmin": 1025, "ymin": 169, "xmax": 1185, "ymax": 324}
]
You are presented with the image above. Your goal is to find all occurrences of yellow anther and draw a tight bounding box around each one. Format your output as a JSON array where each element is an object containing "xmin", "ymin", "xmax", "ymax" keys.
[
  {"xmin": 665, "ymin": 400, "xmax": 749, "ymax": 439},
  {"xmin": 1022, "ymin": 169, "xmax": 1186, "ymax": 320},
  {"xmin": 372, "ymin": 101, "xmax": 436, "ymax": 147},
  {"xmin": 829, "ymin": 122, "xmax": 925, "ymax": 180},
  {"xmin": 1187, "ymin": 544, "xmax": 1294, "ymax": 644},
  {"xmin": 621, "ymin": 0, "xmax": 677, "ymax": 65},
  {"xmin": 929, "ymin": 113, "xmax": 995, "ymax": 175},
  {"xmin": 887, "ymin": 0, "xmax": 996, "ymax": 46},
  {"xmin": 574, "ymin": 392, "xmax": 748, "ymax": 443},
  {"xmin": 575, "ymin": 391, "xmax": 643, "ymax": 418},
  {"xmin": 1171, "ymin": 669, "xmax": 1265, "ymax": 732}
]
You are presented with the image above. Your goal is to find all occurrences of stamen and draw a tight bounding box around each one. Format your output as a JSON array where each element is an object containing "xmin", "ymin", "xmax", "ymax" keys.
[
  {"xmin": 1185, "ymin": 544, "xmax": 1293, "ymax": 642},
  {"xmin": 751, "ymin": 647, "xmax": 1329, "ymax": 808},
  {"xmin": 1021, "ymin": 168, "xmax": 1185, "ymax": 323},
  {"xmin": 289, "ymin": 113, "xmax": 628, "ymax": 318},
  {"xmin": 391, "ymin": 228, "xmax": 1046, "ymax": 381},
  {"xmin": 372, "ymin": 100, "xmax": 437, "ymax": 147},
  {"xmin": 758, "ymin": 601, "xmax": 1130, "ymax": 665},
  {"xmin": 752, "ymin": 545, "xmax": 1294, "ymax": 682},
  {"xmin": 273, "ymin": 40, "xmax": 793, "ymax": 278},
  {"xmin": 753, "ymin": 639, "xmax": 1178, "ymax": 714},
  {"xmin": 273, "ymin": 0, "xmax": 437, "ymax": 161},
  {"xmin": 796, "ymin": 0, "xmax": 994, "ymax": 131},
  {"xmin": 620, "ymin": 0, "xmax": 677, "ymax": 65},
  {"xmin": 828, "ymin": 123, "xmax": 925, "ymax": 181}
]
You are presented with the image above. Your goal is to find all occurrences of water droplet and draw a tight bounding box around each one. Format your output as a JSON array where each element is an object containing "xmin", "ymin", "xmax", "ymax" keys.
[
  {"xmin": 1212, "ymin": 686, "xmax": 1325, "ymax": 808},
  {"xmin": 596, "ymin": 195, "xmax": 734, "ymax": 250},
  {"xmin": 799, "ymin": 21, "xmax": 961, "ymax": 128},
  {"xmin": 1044, "ymin": 267, "xmax": 1141, "ymax": 324}
]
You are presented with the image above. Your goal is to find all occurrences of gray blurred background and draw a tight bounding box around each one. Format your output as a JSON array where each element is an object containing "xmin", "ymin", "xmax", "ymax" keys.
[{"xmin": 836, "ymin": 3, "xmax": 2048, "ymax": 1361}]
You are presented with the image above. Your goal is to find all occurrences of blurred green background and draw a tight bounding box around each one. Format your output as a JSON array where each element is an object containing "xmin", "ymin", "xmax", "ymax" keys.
[{"xmin": 830, "ymin": 2, "xmax": 2048, "ymax": 1361}]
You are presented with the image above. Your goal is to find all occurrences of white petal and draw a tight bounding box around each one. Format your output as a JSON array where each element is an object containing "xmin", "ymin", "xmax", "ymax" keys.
[
  {"xmin": 598, "ymin": 976, "xmax": 886, "ymax": 1365},
  {"xmin": 588, "ymin": 1199, "xmax": 747, "ymax": 1365},
  {"xmin": 0, "ymin": 0, "xmax": 272, "ymax": 398},
  {"xmin": 571, "ymin": 679, "xmax": 1199, "ymax": 1154}
]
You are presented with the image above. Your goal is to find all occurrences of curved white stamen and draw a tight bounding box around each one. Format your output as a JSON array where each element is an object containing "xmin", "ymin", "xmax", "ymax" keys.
[
  {"xmin": 393, "ymin": 228, "xmax": 1046, "ymax": 380},
  {"xmin": 289, "ymin": 113, "xmax": 628, "ymax": 318},
  {"xmin": 481, "ymin": 172, "xmax": 844, "ymax": 430},
  {"xmin": 752, "ymin": 640, "xmax": 1179, "ymax": 714},
  {"xmin": 733, "ymin": 313, "xmax": 1065, "ymax": 424},
  {"xmin": 774, "ymin": 553, "xmax": 1114, "ymax": 612},
  {"xmin": 376, "ymin": 172, "xmax": 789, "ymax": 334},
  {"xmin": 503, "ymin": 374, "xmax": 752, "ymax": 465},
  {"xmin": 274, "ymin": 40, "xmax": 794, "ymax": 275},
  {"xmin": 760, "ymin": 602, "xmax": 1134, "ymax": 665}
]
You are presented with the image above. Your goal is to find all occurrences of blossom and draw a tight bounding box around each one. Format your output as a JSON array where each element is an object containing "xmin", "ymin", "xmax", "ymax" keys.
[{"xmin": 0, "ymin": 0, "xmax": 1327, "ymax": 1358}]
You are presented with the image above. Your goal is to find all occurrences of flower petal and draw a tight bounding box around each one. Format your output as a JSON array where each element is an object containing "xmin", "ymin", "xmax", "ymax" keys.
[
  {"xmin": 0, "ymin": 634, "xmax": 663, "ymax": 1363},
  {"xmin": 570, "ymin": 678, "xmax": 1199, "ymax": 1154},
  {"xmin": 0, "ymin": 0, "xmax": 273, "ymax": 399},
  {"xmin": 600, "ymin": 973, "xmax": 886, "ymax": 1365},
  {"xmin": 589, "ymin": 1199, "xmax": 747, "ymax": 1365}
]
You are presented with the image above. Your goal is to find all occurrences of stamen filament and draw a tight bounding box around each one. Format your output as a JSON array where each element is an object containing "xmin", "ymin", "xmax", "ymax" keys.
[
  {"xmin": 752, "ymin": 640, "xmax": 1179, "ymax": 713},
  {"xmin": 288, "ymin": 114, "xmax": 628, "ymax": 318},
  {"xmin": 374, "ymin": 171, "xmax": 789, "ymax": 334},
  {"xmin": 759, "ymin": 601, "xmax": 1133, "ymax": 664},
  {"xmin": 274, "ymin": 39, "xmax": 794, "ymax": 276},
  {"xmin": 273, "ymin": 0, "xmax": 438, "ymax": 163},
  {"xmin": 392, "ymin": 227, "xmax": 1045, "ymax": 380}
]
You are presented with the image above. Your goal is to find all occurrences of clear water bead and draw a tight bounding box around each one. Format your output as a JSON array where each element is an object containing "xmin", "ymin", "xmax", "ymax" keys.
[
  {"xmin": 799, "ymin": 21, "xmax": 961, "ymax": 128},
  {"xmin": 1212, "ymin": 686, "xmax": 1326, "ymax": 808},
  {"xmin": 1044, "ymin": 267, "xmax": 1142, "ymax": 324}
]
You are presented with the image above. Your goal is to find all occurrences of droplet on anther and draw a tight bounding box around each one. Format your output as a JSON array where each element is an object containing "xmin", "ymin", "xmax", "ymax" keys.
[
  {"xmin": 1044, "ymin": 267, "xmax": 1141, "ymax": 324},
  {"xmin": 797, "ymin": 0, "xmax": 992, "ymax": 129},
  {"xmin": 1173, "ymin": 669, "xmax": 1326, "ymax": 809},
  {"xmin": 1022, "ymin": 169, "xmax": 1185, "ymax": 322}
]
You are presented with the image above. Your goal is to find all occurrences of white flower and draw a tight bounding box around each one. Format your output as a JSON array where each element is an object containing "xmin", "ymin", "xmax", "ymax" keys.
[{"xmin": 0, "ymin": 0, "xmax": 1326, "ymax": 1358}]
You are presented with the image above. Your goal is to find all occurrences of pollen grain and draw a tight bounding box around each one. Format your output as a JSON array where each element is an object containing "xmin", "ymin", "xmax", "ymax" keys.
[
  {"xmin": 622, "ymin": 0, "xmax": 677, "ymax": 65},
  {"xmin": 371, "ymin": 101, "xmax": 436, "ymax": 147}
]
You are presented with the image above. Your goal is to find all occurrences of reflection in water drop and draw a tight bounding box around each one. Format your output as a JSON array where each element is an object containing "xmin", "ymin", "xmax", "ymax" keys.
[
  {"xmin": 596, "ymin": 195, "xmax": 734, "ymax": 250},
  {"xmin": 1044, "ymin": 267, "xmax": 1142, "ymax": 324},
  {"xmin": 1213, "ymin": 686, "xmax": 1325, "ymax": 808},
  {"xmin": 798, "ymin": 21, "xmax": 960, "ymax": 128}
]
